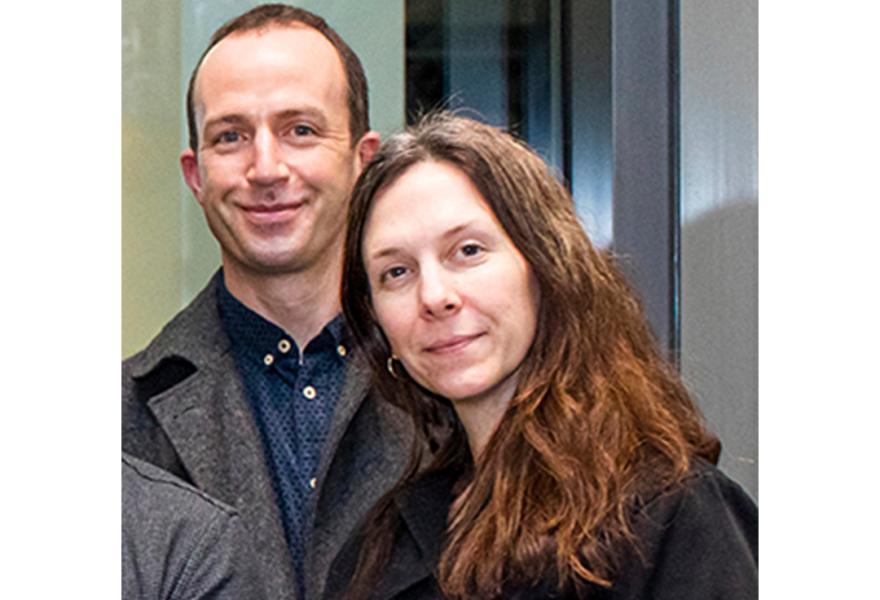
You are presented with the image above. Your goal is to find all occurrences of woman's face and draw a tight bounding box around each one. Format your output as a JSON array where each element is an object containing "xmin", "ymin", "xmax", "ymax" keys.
[{"xmin": 362, "ymin": 160, "xmax": 540, "ymax": 407}]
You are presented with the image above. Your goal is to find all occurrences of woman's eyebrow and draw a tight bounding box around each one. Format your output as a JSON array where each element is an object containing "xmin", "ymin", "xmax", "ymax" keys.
[
  {"xmin": 366, "ymin": 219, "xmax": 490, "ymax": 262},
  {"xmin": 367, "ymin": 246, "xmax": 404, "ymax": 262}
]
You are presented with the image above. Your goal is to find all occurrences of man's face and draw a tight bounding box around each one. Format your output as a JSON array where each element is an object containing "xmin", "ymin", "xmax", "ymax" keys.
[{"xmin": 181, "ymin": 25, "xmax": 378, "ymax": 277}]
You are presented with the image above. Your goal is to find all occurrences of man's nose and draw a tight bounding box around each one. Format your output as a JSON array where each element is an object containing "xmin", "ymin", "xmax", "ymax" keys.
[
  {"xmin": 419, "ymin": 265, "xmax": 461, "ymax": 319},
  {"xmin": 246, "ymin": 129, "xmax": 290, "ymax": 185}
]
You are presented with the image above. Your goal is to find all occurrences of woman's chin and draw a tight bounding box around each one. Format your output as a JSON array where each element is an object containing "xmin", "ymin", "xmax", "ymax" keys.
[{"xmin": 420, "ymin": 379, "xmax": 489, "ymax": 405}]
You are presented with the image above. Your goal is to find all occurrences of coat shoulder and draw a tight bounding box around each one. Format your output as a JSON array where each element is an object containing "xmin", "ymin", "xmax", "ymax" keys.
[
  {"xmin": 122, "ymin": 453, "xmax": 269, "ymax": 599},
  {"xmin": 609, "ymin": 459, "xmax": 758, "ymax": 599},
  {"xmin": 121, "ymin": 274, "xmax": 227, "ymax": 478}
]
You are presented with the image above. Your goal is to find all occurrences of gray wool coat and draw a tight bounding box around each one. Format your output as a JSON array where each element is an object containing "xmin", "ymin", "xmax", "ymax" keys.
[
  {"xmin": 122, "ymin": 272, "xmax": 413, "ymax": 600},
  {"xmin": 123, "ymin": 453, "xmax": 268, "ymax": 599}
]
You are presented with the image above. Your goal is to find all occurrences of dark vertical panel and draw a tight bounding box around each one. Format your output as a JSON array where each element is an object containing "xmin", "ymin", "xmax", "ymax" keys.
[
  {"xmin": 405, "ymin": 0, "xmax": 561, "ymax": 161},
  {"xmin": 506, "ymin": 0, "xmax": 553, "ymax": 161},
  {"xmin": 406, "ymin": 0, "xmax": 447, "ymax": 122},
  {"xmin": 560, "ymin": 0, "xmax": 572, "ymax": 189},
  {"xmin": 445, "ymin": 0, "xmax": 507, "ymax": 126},
  {"xmin": 506, "ymin": 1, "xmax": 524, "ymax": 131},
  {"xmin": 610, "ymin": 0, "xmax": 679, "ymax": 359},
  {"xmin": 568, "ymin": 0, "xmax": 613, "ymax": 247}
]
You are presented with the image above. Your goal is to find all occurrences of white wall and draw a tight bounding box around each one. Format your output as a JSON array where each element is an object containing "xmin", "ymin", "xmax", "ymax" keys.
[
  {"xmin": 122, "ymin": 1, "xmax": 184, "ymax": 358},
  {"xmin": 680, "ymin": 0, "xmax": 758, "ymax": 498}
]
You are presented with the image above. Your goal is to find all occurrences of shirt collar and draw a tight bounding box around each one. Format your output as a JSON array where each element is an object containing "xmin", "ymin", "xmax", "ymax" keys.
[{"xmin": 215, "ymin": 271, "xmax": 350, "ymax": 363}]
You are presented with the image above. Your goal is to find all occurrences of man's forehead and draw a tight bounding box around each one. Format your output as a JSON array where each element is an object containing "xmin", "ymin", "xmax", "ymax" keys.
[
  {"xmin": 192, "ymin": 23, "xmax": 349, "ymax": 124},
  {"xmin": 203, "ymin": 23, "xmax": 320, "ymax": 64},
  {"xmin": 194, "ymin": 24, "xmax": 346, "ymax": 104}
]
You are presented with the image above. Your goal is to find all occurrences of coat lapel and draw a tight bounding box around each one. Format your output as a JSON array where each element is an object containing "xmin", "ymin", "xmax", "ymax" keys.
[
  {"xmin": 305, "ymin": 356, "xmax": 414, "ymax": 599},
  {"xmin": 147, "ymin": 354, "xmax": 263, "ymax": 505},
  {"xmin": 147, "ymin": 353, "xmax": 299, "ymax": 599},
  {"xmin": 131, "ymin": 273, "xmax": 298, "ymax": 599},
  {"xmin": 374, "ymin": 466, "xmax": 461, "ymax": 599}
]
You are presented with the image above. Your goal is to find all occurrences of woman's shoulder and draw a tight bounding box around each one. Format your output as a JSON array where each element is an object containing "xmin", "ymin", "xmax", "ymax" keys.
[
  {"xmin": 631, "ymin": 457, "xmax": 757, "ymax": 533},
  {"xmin": 608, "ymin": 457, "xmax": 758, "ymax": 599}
]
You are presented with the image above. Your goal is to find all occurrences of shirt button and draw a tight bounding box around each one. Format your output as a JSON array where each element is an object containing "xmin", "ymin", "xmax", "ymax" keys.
[
  {"xmin": 263, "ymin": 353, "xmax": 274, "ymax": 366},
  {"xmin": 278, "ymin": 339, "xmax": 291, "ymax": 353},
  {"xmin": 303, "ymin": 385, "xmax": 317, "ymax": 400},
  {"xmin": 309, "ymin": 477, "xmax": 317, "ymax": 490},
  {"xmin": 336, "ymin": 344, "xmax": 347, "ymax": 357}
]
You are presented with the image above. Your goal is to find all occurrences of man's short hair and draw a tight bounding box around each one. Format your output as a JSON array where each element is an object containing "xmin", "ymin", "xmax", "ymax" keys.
[{"xmin": 185, "ymin": 3, "xmax": 370, "ymax": 152}]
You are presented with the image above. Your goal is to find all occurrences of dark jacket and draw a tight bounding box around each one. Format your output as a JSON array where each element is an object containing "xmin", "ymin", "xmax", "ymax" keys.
[
  {"xmin": 122, "ymin": 453, "xmax": 267, "ymax": 599},
  {"xmin": 123, "ymin": 272, "xmax": 413, "ymax": 600},
  {"xmin": 326, "ymin": 458, "xmax": 758, "ymax": 599}
]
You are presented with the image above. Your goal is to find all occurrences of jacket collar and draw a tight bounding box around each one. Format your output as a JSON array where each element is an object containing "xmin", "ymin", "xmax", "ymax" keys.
[
  {"xmin": 371, "ymin": 464, "xmax": 463, "ymax": 598},
  {"xmin": 396, "ymin": 464, "xmax": 461, "ymax": 565},
  {"xmin": 128, "ymin": 271, "xmax": 299, "ymax": 597},
  {"xmin": 128, "ymin": 270, "xmax": 231, "ymax": 379}
]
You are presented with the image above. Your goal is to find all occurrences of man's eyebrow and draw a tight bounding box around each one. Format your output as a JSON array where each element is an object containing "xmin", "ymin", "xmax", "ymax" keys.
[
  {"xmin": 273, "ymin": 108, "xmax": 328, "ymax": 126},
  {"xmin": 201, "ymin": 114, "xmax": 249, "ymax": 135}
]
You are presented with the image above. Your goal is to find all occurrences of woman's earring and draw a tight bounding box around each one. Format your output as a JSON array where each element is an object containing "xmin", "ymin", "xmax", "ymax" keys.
[{"xmin": 387, "ymin": 356, "xmax": 400, "ymax": 380}]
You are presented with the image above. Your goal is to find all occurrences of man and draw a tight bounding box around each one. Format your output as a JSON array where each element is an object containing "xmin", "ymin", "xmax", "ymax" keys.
[{"xmin": 122, "ymin": 5, "xmax": 411, "ymax": 599}]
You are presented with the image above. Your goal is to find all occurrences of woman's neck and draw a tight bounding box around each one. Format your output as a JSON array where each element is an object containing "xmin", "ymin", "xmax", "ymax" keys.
[{"xmin": 452, "ymin": 369, "xmax": 520, "ymax": 461}]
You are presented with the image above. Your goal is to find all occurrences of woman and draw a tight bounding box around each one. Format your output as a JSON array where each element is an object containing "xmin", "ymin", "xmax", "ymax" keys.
[{"xmin": 328, "ymin": 113, "xmax": 757, "ymax": 599}]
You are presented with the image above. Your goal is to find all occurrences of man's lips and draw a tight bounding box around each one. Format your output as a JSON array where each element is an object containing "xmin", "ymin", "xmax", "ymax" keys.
[
  {"xmin": 239, "ymin": 202, "xmax": 304, "ymax": 223},
  {"xmin": 424, "ymin": 333, "xmax": 485, "ymax": 354},
  {"xmin": 241, "ymin": 201, "xmax": 304, "ymax": 213}
]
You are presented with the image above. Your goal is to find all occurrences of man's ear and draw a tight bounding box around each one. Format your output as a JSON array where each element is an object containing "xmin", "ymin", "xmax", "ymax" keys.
[
  {"xmin": 180, "ymin": 148, "xmax": 203, "ymax": 204},
  {"xmin": 355, "ymin": 131, "xmax": 381, "ymax": 172}
]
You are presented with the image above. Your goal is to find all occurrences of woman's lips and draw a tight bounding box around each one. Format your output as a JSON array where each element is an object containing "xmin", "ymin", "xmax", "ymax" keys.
[{"xmin": 424, "ymin": 333, "xmax": 485, "ymax": 355}]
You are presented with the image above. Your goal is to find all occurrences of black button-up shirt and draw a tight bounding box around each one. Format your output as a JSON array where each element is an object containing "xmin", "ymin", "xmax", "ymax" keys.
[{"xmin": 217, "ymin": 276, "xmax": 350, "ymax": 599}]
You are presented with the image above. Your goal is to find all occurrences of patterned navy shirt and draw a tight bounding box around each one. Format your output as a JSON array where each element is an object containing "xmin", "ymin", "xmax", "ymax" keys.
[{"xmin": 216, "ymin": 276, "xmax": 351, "ymax": 599}]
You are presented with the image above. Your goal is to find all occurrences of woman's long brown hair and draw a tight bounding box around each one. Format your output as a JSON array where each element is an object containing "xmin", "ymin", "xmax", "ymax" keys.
[{"xmin": 341, "ymin": 113, "xmax": 720, "ymax": 598}]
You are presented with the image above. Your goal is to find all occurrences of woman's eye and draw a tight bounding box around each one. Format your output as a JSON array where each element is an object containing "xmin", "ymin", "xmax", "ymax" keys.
[
  {"xmin": 378, "ymin": 265, "xmax": 409, "ymax": 285},
  {"xmin": 460, "ymin": 243, "xmax": 483, "ymax": 257},
  {"xmin": 386, "ymin": 266, "xmax": 407, "ymax": 279}
]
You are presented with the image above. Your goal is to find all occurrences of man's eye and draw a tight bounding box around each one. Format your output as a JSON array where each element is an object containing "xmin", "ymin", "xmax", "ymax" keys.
[
  {"xmin": 216, "ymin": 131, "xmax": 241, "ymax": 145},
  {"xmin": 292, "ymin": 124, "xmax": 315, "ymax": 136}
]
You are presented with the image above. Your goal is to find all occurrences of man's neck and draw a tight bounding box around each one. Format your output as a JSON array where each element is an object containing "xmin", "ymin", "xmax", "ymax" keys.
[{"xmin": 222, "ymin": 258, "xmax": 343, "ymax": 351}]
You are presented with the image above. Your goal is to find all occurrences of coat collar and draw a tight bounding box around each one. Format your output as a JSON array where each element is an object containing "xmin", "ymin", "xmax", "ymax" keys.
[
  {"xmin": 305, "ymin": 360, "xmax": 413, "ymax": 599},
  {"xmin": 396, "ymin": 465, "xmax": 461, "ymax": 565},
  {"xmin": 369, "ymin": 464, "xmax": 463, "ymax": 598},
  {"xmin": 128, "ymin": 271, "xmax": 302, "ymax": 596},
  {"xmin": 127, "ymin": 271, "xmax": 231, "ymax": 379},
  {"xmin": 129, "ymin": 270, "xmax": 406, "ymax": 600}
]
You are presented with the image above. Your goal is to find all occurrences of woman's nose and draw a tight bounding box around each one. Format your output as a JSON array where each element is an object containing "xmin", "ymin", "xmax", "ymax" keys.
[{"xmin": 418, "ymin": 266, "xmax": 461, "ymax": 318}]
